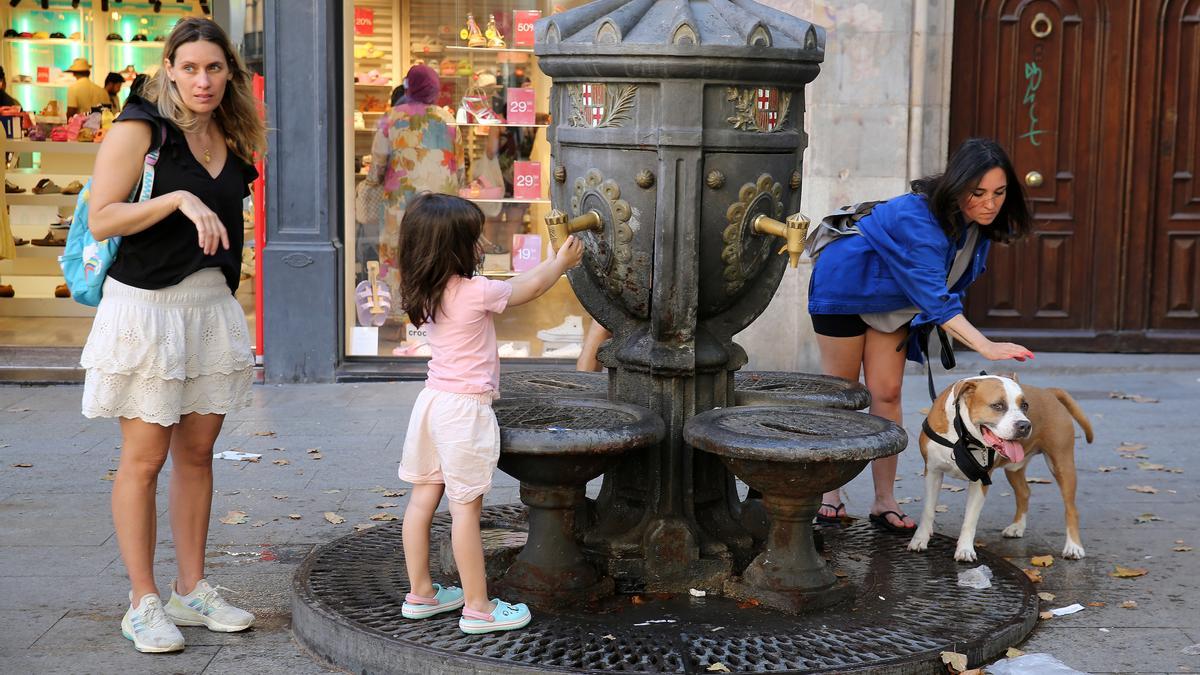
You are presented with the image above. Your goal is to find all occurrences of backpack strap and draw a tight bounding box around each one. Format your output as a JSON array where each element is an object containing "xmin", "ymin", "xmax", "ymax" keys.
[{"xmin": 132, "ymin": 124, "xmax": 168, "ymax": 203}]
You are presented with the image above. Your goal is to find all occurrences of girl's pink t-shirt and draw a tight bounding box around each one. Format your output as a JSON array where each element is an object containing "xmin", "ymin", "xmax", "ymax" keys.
[{"xmin": 424, "ymin": 275, "xmax": 513, "ymax": 394}]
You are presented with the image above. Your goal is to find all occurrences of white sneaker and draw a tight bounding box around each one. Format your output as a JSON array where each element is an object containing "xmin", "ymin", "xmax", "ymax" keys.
[
  {"xmin": 122, "ymin": 592, "xmax": 185, "ymax": 653},
  {"xmin": 537, "ymin": 315, "xmax": 584, "ymax": 342},
  {"xmin": 165, "ymin": 579, "xmax": 254, "ymax": 632},
  {"xmin": 498, "ymin": 342, "xmax": 530, "ymax": 358},
  {"xmin": 542, "ymin": 343, "xmax": 582, "ymax": 359}
]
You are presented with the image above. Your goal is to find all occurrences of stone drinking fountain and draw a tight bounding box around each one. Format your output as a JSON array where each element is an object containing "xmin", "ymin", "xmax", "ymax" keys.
[{"xmin": 292, "ymin": 2, "xmax": 1039, "ymax": 672}]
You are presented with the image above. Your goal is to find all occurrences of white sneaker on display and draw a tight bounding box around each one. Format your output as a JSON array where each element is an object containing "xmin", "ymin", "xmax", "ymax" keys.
[
  {"xmin": 536, "ymin": 315, "xmax": 584, "ymax": 342},
  {"xmin": 121, "ymin": 592, "xmax": 185, "ymax": 653},
  {"xmin": 498, "ymin": 342, "xmax": 530, "ymax": 358},
  {"xmin": 542, "ymin": 343, "xmax": 582, "ymax": 359}
]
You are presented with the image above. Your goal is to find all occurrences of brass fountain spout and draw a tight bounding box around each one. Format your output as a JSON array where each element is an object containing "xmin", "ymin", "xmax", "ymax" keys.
[
  {"xmin": 752, "ymin": 212, "xmax": 810, "ymax": 268},
  {"xmin": 546, "ymin": 209, "xmax": 604, "ymax": 252}
]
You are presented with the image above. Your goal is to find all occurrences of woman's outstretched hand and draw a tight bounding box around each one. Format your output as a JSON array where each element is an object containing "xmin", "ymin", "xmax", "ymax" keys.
[{"xmin": 979, "ymin": 340, "xmax": 1035, "ymax": 362}]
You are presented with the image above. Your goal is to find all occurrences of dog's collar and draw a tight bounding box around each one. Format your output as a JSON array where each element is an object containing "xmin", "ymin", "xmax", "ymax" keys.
[{"xmin": 922, "ymin": 399, "xmax": 995, "ymax": 485}]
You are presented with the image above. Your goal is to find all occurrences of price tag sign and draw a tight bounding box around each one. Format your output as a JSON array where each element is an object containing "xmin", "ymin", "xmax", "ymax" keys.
[
  {"xmin": 513, "ymin": 10, "xmax": 540, "ymax": 48},
  {"xmin": 513, "ymin": 161, "xmax": 541, "ymax": 201},
  {"xmin": 36, "ymin": 66, "xmax": 49, "ymax": 83},
  {"xmin": 512, "ymin": 234, "xmax": 542, "ymax": 273},
  {"xmin": 354, "ymin": 7, "xmax": 375, "ymax": 36},
  {"xmin": 507, "ymin": 86, "xmax": 536, "ymax": 126}
]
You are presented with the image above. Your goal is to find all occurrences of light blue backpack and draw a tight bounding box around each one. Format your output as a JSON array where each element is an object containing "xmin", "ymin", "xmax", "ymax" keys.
[{"xmin": 58, "ymin": 130, "xmax": 164, "ymax": 307}]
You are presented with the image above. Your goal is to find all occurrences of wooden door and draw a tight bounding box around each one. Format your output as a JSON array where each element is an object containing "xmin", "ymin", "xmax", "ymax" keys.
[
  {"xmin": 951, "ymin": 0, "xmax": 1135, "ymax": 350},
  {"xmin": 1123, "ymin": 1, "xmax": 1200, "ymax": 350}
]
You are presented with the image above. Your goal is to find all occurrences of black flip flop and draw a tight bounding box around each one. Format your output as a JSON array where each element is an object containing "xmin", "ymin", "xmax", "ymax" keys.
[
  {"xmin": 815, "ymin": 502, "xmax": 847, "ymax": 525},
  {"xmin": 869, "ymin": 510, "xmax": 916, "ymax": 533}
]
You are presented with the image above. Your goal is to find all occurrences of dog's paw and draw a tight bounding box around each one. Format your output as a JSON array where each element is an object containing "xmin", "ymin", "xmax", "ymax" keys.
[
  {"xmin": 908, "ymin": 532, "xmax": 930, "ymax": 552},
  {"xmin": 1001, "ymin": 521, "xmax": 1026, "ymax": 538},
  {"xmin": 954, "ymin": 546, "xmax": 978, "ymax": 562},
  {"xmin": 1062, "ymin": 541, "xmax": 1086, "ymax": 560}
]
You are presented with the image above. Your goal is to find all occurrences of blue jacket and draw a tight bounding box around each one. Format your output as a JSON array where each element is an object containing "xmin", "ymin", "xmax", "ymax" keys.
[{"xmin": 807, "ymin": 192, "xmax": 991, "ymax": 362}]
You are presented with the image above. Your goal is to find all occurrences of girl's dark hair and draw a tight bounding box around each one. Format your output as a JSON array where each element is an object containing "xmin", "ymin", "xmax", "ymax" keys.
[
  {"xmin": 910, "ymin": 137, "xmax": 1032, "ymax": 243},
  {"xmin": 398, "ymin": 193, "xmax": 484, "ymax": 327}
]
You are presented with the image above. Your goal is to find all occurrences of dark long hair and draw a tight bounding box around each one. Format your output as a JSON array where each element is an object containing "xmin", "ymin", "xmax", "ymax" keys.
[
  {"xmin": 398, "ymin": 194, "xmax": 484, "ymax": 327},
  {"xmin": 910, "ymin": 137, "xmax": 1031, "ymax": 243}
]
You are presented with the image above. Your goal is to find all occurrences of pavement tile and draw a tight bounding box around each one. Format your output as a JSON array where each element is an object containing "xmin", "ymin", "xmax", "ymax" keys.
[
  {"xmin": 0, "ymin": 544, "xmax": 119, "ymax": 578},
  {"xmin": 1014, "ymin": 626, "xmax": 1198, "ymax": 673},
  {"xmin": 200, "ymin": 641, "xmax": 339, "ymax": 673},
  {"xmin": 0, "ymin": 646, "xmax": 220, "ymax": 673},
  {"xmin": 0, "ymin": 493, "xmax": 117, "ymax": 546},
  {"xmin": 0, "ymin": 609, "xmax": 66, "ymax": 651}
]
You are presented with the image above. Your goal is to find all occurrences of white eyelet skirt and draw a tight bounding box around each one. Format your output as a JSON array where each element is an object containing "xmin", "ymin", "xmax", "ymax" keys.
[{"xmin": 80, "ymin": 268, "xmax": 255, "ymax": 426}]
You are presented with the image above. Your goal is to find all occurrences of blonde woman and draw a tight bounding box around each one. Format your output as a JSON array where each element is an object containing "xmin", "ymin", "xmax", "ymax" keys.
[{"xmin": 81, "ymin": 18, "xmax": 266, "ymax": 653}]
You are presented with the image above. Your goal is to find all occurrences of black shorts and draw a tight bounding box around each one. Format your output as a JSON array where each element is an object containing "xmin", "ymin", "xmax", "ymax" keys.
[{"xmin": 811, "ymin": 313, "xmax": 869, "ymax": 338}]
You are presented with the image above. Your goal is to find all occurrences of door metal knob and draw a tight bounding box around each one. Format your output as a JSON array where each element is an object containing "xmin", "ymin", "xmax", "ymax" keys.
[{"xmin": 1025, "ymin": 170, "xmax": 1044, "ymax": 188}]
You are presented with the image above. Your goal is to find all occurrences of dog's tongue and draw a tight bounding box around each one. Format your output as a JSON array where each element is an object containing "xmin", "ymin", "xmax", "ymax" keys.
[{"xmin": 981, "ymin": 427, "xmax": 1025, "ymax": 463}]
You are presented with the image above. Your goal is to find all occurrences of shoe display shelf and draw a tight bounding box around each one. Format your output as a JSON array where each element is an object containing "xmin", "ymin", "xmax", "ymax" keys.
[{"xmin": 1, "ymin": 138, "xmax": 95, "ymax": 317}]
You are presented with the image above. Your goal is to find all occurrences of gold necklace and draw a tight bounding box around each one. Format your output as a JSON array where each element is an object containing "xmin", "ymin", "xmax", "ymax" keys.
[{"xmin": 191, "ymin": 128, "xmax": 212, "ymax": 163}]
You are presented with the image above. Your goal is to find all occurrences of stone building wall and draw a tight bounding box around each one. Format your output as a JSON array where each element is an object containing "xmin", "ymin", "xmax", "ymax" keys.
[{"xmin": 736, "ymin": 0, "xmax": 955, "ymax": 372}]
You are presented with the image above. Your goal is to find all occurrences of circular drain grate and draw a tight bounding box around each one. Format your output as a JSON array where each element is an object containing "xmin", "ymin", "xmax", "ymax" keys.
[{"xmin": 293, "ymin": 506, "xmax": 1037, "ymax": 674}]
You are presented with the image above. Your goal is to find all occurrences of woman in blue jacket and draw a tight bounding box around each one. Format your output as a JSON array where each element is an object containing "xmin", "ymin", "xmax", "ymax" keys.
[{"xmin": 808, "ymin": 137, "xmax": 1034, "ymax": 533}]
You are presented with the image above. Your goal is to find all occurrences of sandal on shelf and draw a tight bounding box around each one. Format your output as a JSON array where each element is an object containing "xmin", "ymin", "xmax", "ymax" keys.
[
  {"xmin": 54, "ymin": 283, "xmax": 70, "ymax": 298},
  {"xmin": 13, "ymin": 237, "xmax": 28, "ymax": 246},
  {"xmin": 814, "ymin": 502, "xmax": 847, "ymax": 525},
  {"xmin": 32, "ymin": 178, "xmax": 61, "ymax": 195},
  {"xmin": 31, "ymin": 229, "xmax": 66, "ymax": 247},
  {"xmin": 5, "ymin": 179, "xmax": 25, "ymax": 193},
  {"xmin": 61, "ymin": 180, "xmax": 84, "ymax": 195},
  {"xmin": 868, "ymin": 511, "xmax": 916, "ymax": 534},
  {"xmin": 0, "ymin": 284, "xmax": 14, "ymax": 298}
]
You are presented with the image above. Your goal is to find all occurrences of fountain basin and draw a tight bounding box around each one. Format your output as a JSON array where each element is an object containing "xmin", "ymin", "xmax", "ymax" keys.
[
  {"xmin": 685, "ymin": 406, "xmax": 906, "ymax": 613},
  {"xmin": 494, "ymin": 398, "xmax": 664, "ymax": 606},
  {"xmin": 733, "ymin": 371, "xmax": 871, "ymax": 409}
]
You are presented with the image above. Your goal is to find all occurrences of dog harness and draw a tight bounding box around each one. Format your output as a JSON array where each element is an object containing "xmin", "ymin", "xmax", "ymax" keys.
[{"xmin": 921, "ymin": 398, "xmax": 996, "ymax": 485}]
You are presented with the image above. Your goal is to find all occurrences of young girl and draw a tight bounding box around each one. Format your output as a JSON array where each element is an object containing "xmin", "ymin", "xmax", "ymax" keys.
[{"xmin": 396, "ymin": 193, "xmax": 583, "ymax": 634}]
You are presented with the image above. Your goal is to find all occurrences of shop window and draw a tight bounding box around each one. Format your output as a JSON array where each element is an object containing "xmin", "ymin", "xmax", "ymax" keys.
[{"xmin": 345, "ymin": 0, "xmax": 595, "ymax": 362}]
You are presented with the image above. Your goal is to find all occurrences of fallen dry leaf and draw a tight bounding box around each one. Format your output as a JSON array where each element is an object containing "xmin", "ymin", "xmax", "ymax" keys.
[
  {"xmin": 601, "ymin": 634, "xmax": 616, "ymax": 640},
  {"xmin": 1087, "ymin": 602, "xmax": 1105, "ymax": 607},
  {"xmin": 1174, "ymin": 545, "xmax": 1193, "ymax": 552},
  {"xmin": 1121, "ymin": 600, "xmax": 1138, "ymax": 609},
  {"xmin": 1135, "ymin": 513, "xmax": 1162, "ymax": 524},
  {"xmin": 309, "ymin": 451, "xmax": 323, "ymax": 460},
  {"xmin": 1166, "ymin": 468, "xmax": 1184, "ymax": 474},
  {"xmin": 1118, "ymin": 442, "xmax": 1148, "ymax": 453},
  {"xmin": 1031, "ymin": 555, "xmax": 1054, "ymax": 567},
  {"xmin": 897, "ymin": 497, "xmax": 913, "ymax": 504},
  {"xmin": 1023, "ymin": 568, "xmax": 1043, "ymax": 583},
  {"xmin": 1127, "ymin": 485, "xmax": 1158, "ymax": 494},
  {"xmin": 10, "ymin": 463, "xmax": 32, "ymax": 468},
  {"xmin": 250, "ymin": 521, "xmax": 268, "ymax": 528},
  {"xmin": 375, "ymin": 502, "xmax": 399, "ymax": 509},
  {"xmin": 272, "ymin": 494, "xmax": 288, "ymax": 501},
  {"xmin": 288, "ymin": 513, "xmax": 302, "ymax": 520},
  {"xmin": 383, "ymin": 490, "xmax": 407, "ymax": 498},
  {"xmin": 935, "ymin": 504, "xmax": 949, "ymax": 513},
  {"xmin": 1137, "ymin": 462, "xmax": 1165, "ymax": 471},
  {"xmin": 219, "ymin": 510, "xmax": 248, "ymax": 525},
  {"xmin": 1038, "ymin": 592, "xmax": 1056, "ymax": 601},
  {"xmin": 833, "ymin": 569, "xmax": 848, "ymax": 578},
  {"xmin": 919, "ymin": 407, "xmax": 931, "ymax": 415},
  {"xmin": 101, "ymin": 470, "xmax": 116, "ymax": 481},
  {"xmin": 353, "ymin": 523, "xmax": 375, "ymax": 532},
  {"xmin": 1097, "ymin": 466, "xmax": 1117, "ymax": 473},
  {"xmin": 272, "ymin": 458, "xmax": 290, "ymax": 466},
  {"xmin": 324, "ymin": 512, "xmax": 346, "ymax": 525},
  {"xmin": 1026, "ymin": 477, "xmax": 1052, "ymax": 484},
  {"xmin": 1110, "ymin": 565, "xmax": 1148, "ymax": 579},
  {"xmin": 943, "ymin": 486, "xmax": 965, "ymax": 493},
  {"xmin": 1109, "ymin": 392, "xmax": 1159, "ymax": 403},
  {"xmin": 1039, "ymin": 611, "xmax": 1054, "ymax": 620},
  {"xmin": 1005, "ymin": 647, "xmax": 1025, "ymax": 658},
  {"xmin": 736, "ymin": 598, "xmax": 761, "ymax": 609},
  {"xmin": 1120, "ymin": 453, "xmax": 1151, "ymax": 460},
  {"xmin": 630, "ymin": 595, "xmax": 646, "ymax": 605},
  {"xmin": 321, "ymin": 489, "xmax": 340, "ymax": 494},
  {"xmin": 368, "ymin": 486, "xmax": 388, "ymax": 493},
  {"xmin": 706, "ymin": 664, "xmax": 731, "ymax": 673},
  {"xmin": 253, "ymin": 431, "xmax": 276, "ymax": 437},
  {"xmin": 369, "ymin": 512, "xmax": 399, "ymax": 522},
  {"xmin": 940, "ymin": 650, "xmax": 968, "ymax": 673}
]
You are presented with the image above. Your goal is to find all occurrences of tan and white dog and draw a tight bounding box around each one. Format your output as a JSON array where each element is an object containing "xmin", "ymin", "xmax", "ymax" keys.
[{"xmin": 907, "ymin": 374, "xmax": 1093, "ymax": 562}]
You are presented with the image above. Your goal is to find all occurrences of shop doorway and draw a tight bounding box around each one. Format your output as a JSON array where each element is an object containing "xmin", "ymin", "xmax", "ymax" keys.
[{"xmin": 950, "ymin": 0, "xmax": 1200, "ymax": 352}]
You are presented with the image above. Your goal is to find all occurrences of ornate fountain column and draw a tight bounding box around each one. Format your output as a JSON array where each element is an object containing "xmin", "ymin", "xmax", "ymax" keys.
[{"xmin": 536, "ymin": 0, "xmax": 825, "ymax": 590}]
